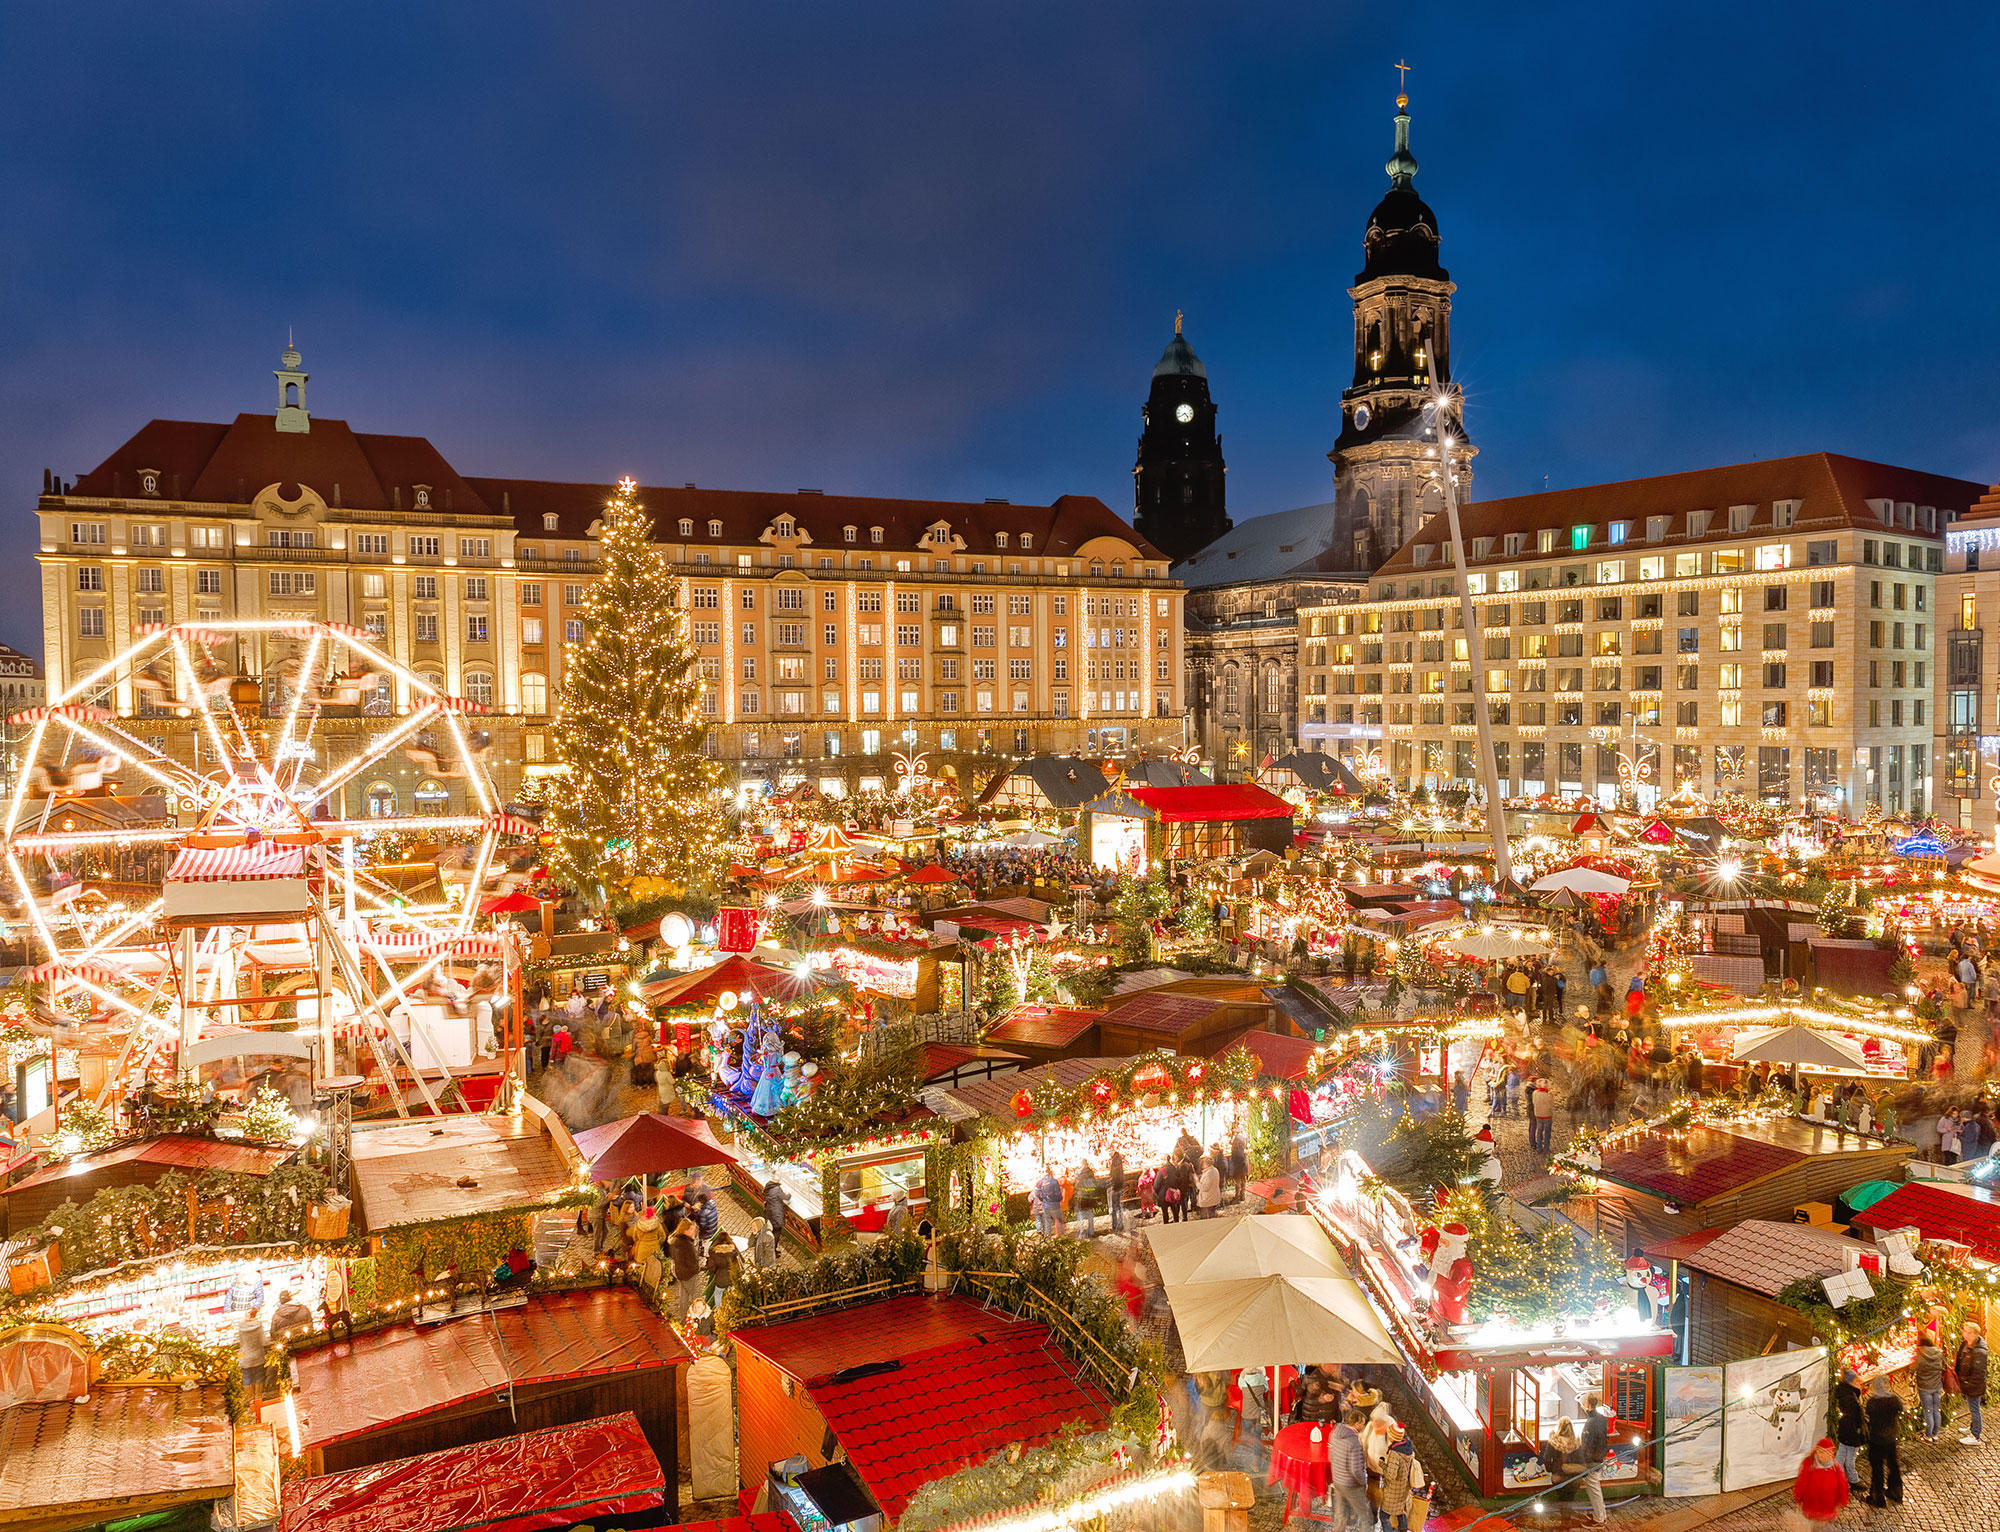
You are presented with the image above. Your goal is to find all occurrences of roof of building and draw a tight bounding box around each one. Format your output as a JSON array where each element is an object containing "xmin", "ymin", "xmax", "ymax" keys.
[
  {"xmin": 1122, "ymin": 757, "xmax": 1214, "ymax": 787},
  {"xmin": 1641, "ymin": 1227, "xmax": 1729, "ymax": 1264},
  {"xmin": 1378, "ymin": 453, "xmax": 1988, "ymax": 579},
  {"xmin": 1850, "ymin": 1180, "xmax": 2000, "ymax": 1261},
  {"xmin": 4, "ymin": 1133, "xmax": 293, "ymax": 1198},
  {"xmin": 1153, "ymin": 330, "xmax": 1207, "ymax": 380},
  {"xmin": 1195, "ymin": 1026, "xmax": 1321, "ymax": 1079},
  {"xmin": 279, "ymin": 1413, "xmax": 666, "ymax": 1532},
  {"xmin": 1674, "ymin": 1218, "xmax": 1857, "ymax": 1298},
  {"xmin": 1591, "ymin": 1118, "xmax": 1889, "ymax": 1207},
  {"xmin": 1173, "ymin": 501, "xmax": 1338, "ymax": 587},
  {"xmin": 944, "ymin": 1055, "xmax": 1127, "ymax": 1119},
  {"xmin": 1096, "ymin": 990, "xmax": 1238, "ymax": 1038},
  {"xmin": 731, "ymin": 1295, "xmax": 1108, "ymax": 1520},
  {"xmin": 975, "ymin": 756, "xmax": 1112, "ymax": 811},
  {"xmin": 347, "ymin": 1112, "xmax": 570, "ymax": 1231},
  {"xmin": 1265, "ymin": 752, "xmax": 1367, "ymax": 795},
  {"xmin": 1359, "ymin": 97, "xmax": 1447, "ymax": 284},
  {"xmin": 291, "ymin": 1289, "xmax": 690, "ymax": 1450},
  {"xmin": 1096, "ymin": 783, "xmax": 1296, "ymax": 823},
  {"xmin": 0, "ymin": 1384, "xmax": 235, "ymax": 1528},
  {"xmin": 66, "ymin": 414, "xmax": 1161, "ymax": 559},
  {"xmin": 980, "ymin": 1007, "xmax": 1103, "ymax": 1052}
]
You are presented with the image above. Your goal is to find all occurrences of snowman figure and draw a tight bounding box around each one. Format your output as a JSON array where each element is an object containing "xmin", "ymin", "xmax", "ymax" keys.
[
  {"xmin": 780, "ymin": 1051, "xmax": 805, "ymax": 1106},
  {"xmin": 1473, "ymin": 1124, "xmax": 1504, "ymax": 1186}
]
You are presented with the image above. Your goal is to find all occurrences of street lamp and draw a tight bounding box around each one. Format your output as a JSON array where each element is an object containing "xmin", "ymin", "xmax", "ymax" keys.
[{"xmin": 1424, "ymin": 373, "xmax": 1513, "ymax": 883}]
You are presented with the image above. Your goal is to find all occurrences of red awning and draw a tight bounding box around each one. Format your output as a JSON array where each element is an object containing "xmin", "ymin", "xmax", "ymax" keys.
[
  {"xmin": 1120, "ymin": 784, "xmax": 1295, "ymax": 823},
  {"xmin": 638, "ymin": 953, "xmax": 813, "ymax": 1008},
  {"xmin": 573, "ymin": 1112, "xmax": 737, "ymax": 1180},
  {"xmin": 167, "ymin": 843, "xmax": 307, "ymax": 881},
  {"xmin": 906, "ymin": 864, "xmax": 965, "ymax": 885},
  {"xmin": 279, "ymin": 1413, "xmax": 664, "ymax": 1532}
]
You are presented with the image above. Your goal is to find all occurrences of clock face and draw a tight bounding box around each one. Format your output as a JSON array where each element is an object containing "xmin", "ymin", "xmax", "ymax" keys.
[
  {"xmin": 1175, "ymin": 402, "xmax": 1195, "ymax": 424},
  {"xmin": 1353, "ymin": 404, "xmax": 1372, "ymax": 431}
]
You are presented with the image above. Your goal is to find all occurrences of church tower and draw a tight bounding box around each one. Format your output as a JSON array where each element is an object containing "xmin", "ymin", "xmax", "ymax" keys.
[
  {"xmin": 1134, "ymin": 313, "xmax": 1229, "ymax": 564},
  {"xmin": 1329, "ymin": 85, "xmax": 1473, "ymax": 574}
]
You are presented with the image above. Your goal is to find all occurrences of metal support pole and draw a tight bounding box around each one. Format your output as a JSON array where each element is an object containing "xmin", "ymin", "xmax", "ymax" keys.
[{"xmin": 1430, "ymin": 385, "xmax": 1513, "ymax": 885}]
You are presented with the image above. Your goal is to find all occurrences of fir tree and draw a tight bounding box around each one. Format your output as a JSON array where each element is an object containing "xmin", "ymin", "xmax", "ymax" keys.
[{"xmin": 547, "ymin": 479, "xmax": 726, "ymax": 894}]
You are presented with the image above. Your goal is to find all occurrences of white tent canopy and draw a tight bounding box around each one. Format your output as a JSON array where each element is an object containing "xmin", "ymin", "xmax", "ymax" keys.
[
  {"xmin": 1731, "ymin": 1023, "xmax": 1868, "ymax": 1073},
  {"xmin": 1435, "ymin": 927, "xmax": 1555, "ymax": 962},
  {"xmin": 1145, "ymin": 1216, "xmax": 1399, "ymax": 1373},
  {"xmin": 1531, "ymin": 867, "xmax": 1631, "ymax": 895}
]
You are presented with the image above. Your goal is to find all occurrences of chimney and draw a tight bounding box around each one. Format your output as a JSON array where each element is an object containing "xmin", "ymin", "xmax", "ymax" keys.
[
  {"xmin": 445, "ymin": 487, "xmax": 453, "ymax": 510},
  {"xmin": 393, "ymin": 487, "xmax": 402, "ymax": 511},
  {"xmin": 42, "ymin": 468, "xmax": 51, "ymax": 494},
  {"xmin": 502, "ymin": 491, "xmax": 511, "ymax": 513},
  {"xmin": 332, "ymin": 482, "xmax": 341, "ymax": 506}
]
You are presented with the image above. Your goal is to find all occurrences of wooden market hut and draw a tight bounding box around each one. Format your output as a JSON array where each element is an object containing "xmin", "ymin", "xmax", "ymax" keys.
[
  {"xmin": 347, "ymin": 1096, "xmax": 582, "ymax": 1233},
  {"xmin": 1080, "ymin": 783, "xmax": 1295, "ymax": 871},
  {"xmin": 289, "ymin": 1288, "xmax": 691, "ymax": 1511},
  {"xmin": 1576, "ymin": 1117, "xmax": 1911, "ymax": 1255},
  {"xmin": 974, "ymin": 757, "xmax": 1111, "ymax": 818},
  {"xmin": 1, "ymin": 1134, "xmax": 295, "ymax": 1238},
  {"xmin": 0, "ymin": 1384, "xmax": 241, "ymax": 1532},
  {"xmin": 1094, "ymin": 981, "xmax": 1284, "ymax": 1056},
  {"xmin": 732, "ymin": 1294, "xmax": 1108, "ymax": 1525},
  {"xmin": 980, "ymin": 1004, "xmax": 1106, "ymax": 1064},
  {"xmin": 1658, "ymin": 1218, "xmax": 1860, "ymax": 1365},
  {"xmin": 1261, "ymin": 751, "xmax": 1366, "ymax": 798}
]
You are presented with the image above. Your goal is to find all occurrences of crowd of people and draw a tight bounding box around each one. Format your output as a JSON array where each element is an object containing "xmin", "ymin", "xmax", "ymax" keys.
[{"xmin": 1026, "ymin": 1128, "xmax": 1251, "ymax": 1239}]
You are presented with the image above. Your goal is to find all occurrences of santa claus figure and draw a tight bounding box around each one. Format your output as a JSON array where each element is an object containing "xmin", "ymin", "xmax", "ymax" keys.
[
  {"xmin": 1473, "ymin": 1125, "xmax": 1504, "ymax": 1186},
  {"xmin": 1427, "ymin": 1221, "xmax": 1474, "ymax": 1326}
]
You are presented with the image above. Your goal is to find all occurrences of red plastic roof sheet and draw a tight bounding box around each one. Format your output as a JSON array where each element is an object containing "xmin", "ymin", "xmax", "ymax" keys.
[
  {"xmin": 291, "ymin": 1289, "xmax": 690, "ymax": 1450},
  {"xmin": 733, "ymin": 1295, "xmax": 1109, "ymax": 1519},
  {"xmin": 1593, "ymin": 1125, "xmax": 1805, "ymax": 1207},
  {"xmin": 1119, "ymin": 784, "xmax": 1295, "ymax": 823},
  {"xmin": 1852, "ymin": 1181, "xmax": 2000, "ymax": 1261},
  {"xmin": 279, "ymin": 1412, "xmax": 663, "ymax": 1532}
]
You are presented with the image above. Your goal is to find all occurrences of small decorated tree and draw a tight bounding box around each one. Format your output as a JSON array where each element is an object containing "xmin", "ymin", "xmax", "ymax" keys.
[{"xmin": 547, "ymin": 478, "xmax": 726, "ymax": 894}]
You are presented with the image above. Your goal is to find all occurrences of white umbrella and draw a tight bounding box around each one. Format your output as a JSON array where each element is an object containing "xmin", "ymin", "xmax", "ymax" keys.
[
  {"xmin": 1435, "ymin": 927, "xmax": 1554, "ymax": 962},
  {"xmin": 1146, "ymin": 1212, "xmax": 1344, "ymax": 1287},
  {"xmin": 1731, "ymin": 1023, "xmax": 1867, "ymax": 1074},
  {"xmin": 1531, "ymin": 867, "xmax": 1631, "ymax": 895},
  {"xmin": 1168, "ymin": 1274, "xmax": 1402, "ymax": 1373}
]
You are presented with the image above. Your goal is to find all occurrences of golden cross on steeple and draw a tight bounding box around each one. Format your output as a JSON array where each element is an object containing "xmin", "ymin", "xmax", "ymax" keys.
[
  {"xmin": 1395, "ymin": 59, "xmax": 1411, "ymax": 93},
  {"xmin": 1174, "ymin": 308, "xmax": 1183, "ymax": 336}
]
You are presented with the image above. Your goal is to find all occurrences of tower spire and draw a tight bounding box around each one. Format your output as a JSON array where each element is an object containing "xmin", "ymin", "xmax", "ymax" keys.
[
  {"xmin": 1387, "ymin": 68, "xmax": 1418, "ymax": 188},
  {"xmin": 1175, "ymin": 308, "xmax": 1183, "ymax": 337}
]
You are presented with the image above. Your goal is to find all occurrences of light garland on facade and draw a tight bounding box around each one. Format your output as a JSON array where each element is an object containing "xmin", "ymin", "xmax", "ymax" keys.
[
  {"xmin": 937, "ymin": 1466, "xmax": 1197, "ymax": 1532},
  {"xmin": 1656, "ymin": 1002, "xmax": 1931, "ymax": 1047}
]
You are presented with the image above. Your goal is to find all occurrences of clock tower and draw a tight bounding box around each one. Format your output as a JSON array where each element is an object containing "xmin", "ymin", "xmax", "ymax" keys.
[
  {"xmin": 1329, "ymin": 86, "xmax": 1474, "ymax": 574},
  {"xmin": 1134, "ymin": 312, "xmax": 1229, "ymax": 564}
]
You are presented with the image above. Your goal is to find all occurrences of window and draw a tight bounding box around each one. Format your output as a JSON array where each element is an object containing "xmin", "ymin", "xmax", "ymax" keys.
[
  {"xmin": 692, "ymin": 621, "xmax": 720, "ymax": 644},
  {"xmin": 1676, "ymin": 701, "xmax": 1699, "ymax": 726},
  {"xmin": 741, "ymin": 689, "xmax": 760, "ymax": 715},
  {"xmin": 565, "ymin": 619, "xmax": 582, "ymax": 642},
  {"xmin": 521, "ymin": 617, "xmax": 544, "ymax": 645},
  {"xmin": 870, "ymin": 526, "xmax": 884, "ymax": 543},
  {"xmin": 415, "ymin": 613, "xmax": 438, "ymax": 642},
  {"xmin": 1608, "ymin": 521, "xmax": 1628, "ymax": 545},
  {"xmin": 409, "ymin": 536, "xmax": 440, "ymax": 557},
  {"xmin": 359, "ymin": 572, "xmax": 386, "ymax": 599},
  {"xmin": 78, "ymin": 607, "xmax": 104, "ymax": 637},
  {"xmin": 1677, "ymin": 628, "xmax": 1699, "ymax": 653},
  {"xmin": 196, "ymin": 569, "xmax": 222, "ymax": 595},
  {"xmin": 71, "ymin": 522, "xmax": 105, "ymax": 544},
  {"xmin": 361, "ymin": 611, "xmax": 386, "ymax": 638},
  {"xmin": 464, "ymin": 577, "xmax": 488, "ymax": 601},
  {"xmin": 824, "ymin": 622, "xmax": 838, "ymax": 645},
  {"xmin": 190, "ymin": 526, "xmax": 225, "ymax": 549},
  {"xmin": 776, "ymin": 587, "xmax": 805, "ymax": 610},
  {"xmin": 1570, "ymin": 525, "xmax": 1591, "ymax": 550},
  {"xmin": 1020, "ymin": 533, "xmax": 1032, "ymax": 550},
  {"xmin": 1763, "ymin": 623, "xmax": 1787, "ymax": 650},
  {"xmin": 459, "ymin": 538, "xmax": 491, "ymax": 558},
  {"xmin": 1764, "ymin": 663, "xmax": 1787, "ymax": 688},
  {"xmin": 463, "ymin": 671, "xmax": 494, "ymax": 706},
  {"xmin": 1764, "ymin": 585, "xmax": 1788, "ymax": 611},
  {"xmin": 1762, "ymin": 701, "xmax": 1788, "ymax": 727},
  {"xmin": 76, "ymin": 566, "xmax": 102, "ymax": 591},
  {"xmin": 268, "ymin": 570, "xmax": 316, "ymax": 595},
  {"xmin": 708, "ymin": 520, "xmax": 723, "ymax": 538},
  {"xmin": 414, "ymin": 575, "xmax": 438, "ymax": 600},
  {"xmin": 563, "ymin": 583, "xmax": 584, "ymax": 606},
  {"xmin": 742, "ymin": 622, "xmax": 757, "ymax": 644},
  {"xmin": 776, "ymin": 621, "xmax": 805, "ymax": 646}
]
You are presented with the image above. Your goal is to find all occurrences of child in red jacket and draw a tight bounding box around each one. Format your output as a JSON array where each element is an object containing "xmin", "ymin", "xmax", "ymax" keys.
[{"xmin": 1793, "ymin": 1438, "xmax": 1851, "ymax": 1525}]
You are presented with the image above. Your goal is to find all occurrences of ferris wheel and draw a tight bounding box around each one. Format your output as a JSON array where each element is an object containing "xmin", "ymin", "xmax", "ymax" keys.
[{"xmin": 4, "ymin": 619, "xmax": 536, "ymax": 1118}]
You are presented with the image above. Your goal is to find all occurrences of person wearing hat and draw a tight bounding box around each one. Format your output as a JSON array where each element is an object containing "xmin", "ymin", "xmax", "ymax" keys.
[
  {"xmin": 1376, "ymin": 1420, "xmax": 1429, "ymax": 1532},
  {"xmin": 267, "ymin": 1288, "xmax": 314, "ymax": 1344},
  {"xmin": 1832, "ymin": 1366, "xmax": 1865, "ymax": 1487},
  {"xmin": 668, "ymin": 1216, "xmax": 702, "ymax": 1321},
  {"xmin": 1792, "ymin": 1438, "xmax": 1850, "ymax": 1525}
]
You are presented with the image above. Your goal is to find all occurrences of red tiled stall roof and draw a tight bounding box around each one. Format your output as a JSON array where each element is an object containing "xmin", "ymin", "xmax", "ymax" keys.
[
  {"xmin": 279, "ymin": 1412, "xmax": 665, "ymax": 1532},
  {"xmin": 5, "ymin": 1133, "xmax": 293, "ymax": 1197},
  {"xmin": 733, "ymin": 1295, "xmax": 1109, "ymax": 1520},
  {"xmin": 1851, "ymin": 1182, "xmax": 2000, "ymax": 1262},
  {"xmin": 0, "ymin": 1384, "xmax": 235, "ymax": 1527},
  {"xmin": 1672, "ymin": 1219, "xmax": 1854, "ymax": 1298},
  {"xmin": 1111, "ymin": 784, "xmax": 1296, "ymax": 823},
  {"xmin": 1196, "ymin": 1027, "xmax": 1321, "ymax": 1080},
  {"xmin": 1591, "ymin": 1125, "xmax": 1804, "ymax": 1206},
  {"xmin": 1642, "ymin": 1227, "xmax": 1729, "ymax": 1263},
  {"xmin": 1097, "ymin": 990, "xmax": 1233, "ymax": 1037},
  {"xmin": 291, "ymin": 1289, "xmax": 690, "ymax": 1451},
  {"xmin": 982, "ymin": 1006, "xmax": 1102, "ymax": 1051},
  {"xmin": 944, "ymin": 1055, "xmax": 1128, "ymax": 1119}
]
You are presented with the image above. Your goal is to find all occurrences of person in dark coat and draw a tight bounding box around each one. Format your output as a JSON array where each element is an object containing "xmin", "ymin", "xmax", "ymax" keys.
[
  {"xmin": 1833, "ymin": 1367, "xmax": 1865, "ymax": 1487},
  {"xmin": 1106, "ymin": 1150, "xmax": 1127, "ymax": 1233},
  {"xmin": 1956, "ymin": 1320, "xmax": 1990, "ymax": 1444},
  {"xmin": 668, "ymin": 1218, "xmax": 702, "ymax": 1320},
  {"xmin": 1227, "ymin": 1130, "xmax": 1249, "ymax": 1203},
  {"xmin": 691, "ymin": 1189, "xmax": 720, "ymax": 1246},
  {"xmin": 762, "ymin": 1178, "xmax": 788, "ymax": 1238},
  {"xmin": 1863, "ymin": 1376, "xmax": 1903, "ymax": 1508}
]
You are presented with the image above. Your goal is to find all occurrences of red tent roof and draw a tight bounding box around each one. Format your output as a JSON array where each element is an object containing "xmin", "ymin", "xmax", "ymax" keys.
[
  {"xmin": 906, "ymin": 864, "xmax": 965, "ymax": 884},
  {"xmin": 732, "ymin": 1295, "xmax": 1108, "ymax": 1518},
  {"xmin": 572, "ymin": 1112, "xmax": 737, "ymax": 1180},
  {"xmin": 1851, "ymin": 1182, "xmax": 2000, "ymax": 1261},
  {"xmin": 1198, "ymin": 1027, "xmax": 1321, "ymax": 1080},
  {"xmin": 1117, "ymin": 784, "xmax": 1295, "ymax": 823},
  {"xmin": 291, "ymin": 1290, "xmax": 690, "ymax": 1451},
  {"xmin": 280, "ymin": 1413, "xmax": 665, "ymax": 1532},
  {"xmin": 638, "ymin": 953, "xmax": 808, "ymax": 1007}
]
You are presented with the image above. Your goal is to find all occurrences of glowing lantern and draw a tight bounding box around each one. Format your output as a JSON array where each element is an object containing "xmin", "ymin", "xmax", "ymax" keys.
[{"xmin": 1012, "ymin": 1087, "xmax": 1035, "ymax": 1119}]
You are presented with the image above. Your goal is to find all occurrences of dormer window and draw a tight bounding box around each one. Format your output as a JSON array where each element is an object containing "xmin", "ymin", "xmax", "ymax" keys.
[
  {"xmin": 1608, "ymin": 521, "xmax": 1628, "ymax": 545},
  {"xmin": 1503, "ymin": 533, "xmax": 1525, "ymax": 556},
  {"xmin": 1646, "ymin": 515, "xmax": 1668, "ymax": 541},
  {"xmin": 1112, "ymin": 560, "xmax": 1125, "ymax": 577},
  {"xmin": 870, "ymin": 526, "xmax": 883, "ymax": 544},
  {"xmin": 708, "ymin": 520, "xmax": 723, "ymax": 538},
  {"xmin": 1472, "ymin": 536, "xmax": 1494, "ymax": 559},
  {"xmin": 413, "ymin": 485, "xmax": 432, "ymax": 511},
  {"xmin": 995, "ymin": 531, "xmax": 1009, "ymax": 549},
  {"xmin": 543, "ymin": 512, "xmax": 559, "ymax": 531},
  {"xmin": 1090, "ymin": 560, "xmax": 1105, "ymax": 577},
  {"xmin": 139, "ymin": 470, "xmax": 161, "ymax": 497},
  {"xmin": 843, "ymin": 525, "xmax": 857, "ymax": 543},
  {"xmin": 776, "ymin": 518, "xmax": 795, "ymax": 538},
  {"xmin": 1020, "ymin": 533, "xmax": 1032, "ymax": 550},
  {"xmin": 679, "ymin": 518, "xmax": 693, "ymax": 536}
]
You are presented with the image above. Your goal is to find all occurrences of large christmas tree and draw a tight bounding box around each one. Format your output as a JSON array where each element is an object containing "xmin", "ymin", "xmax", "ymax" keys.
[{"xmin": 547, "ymin": 478, "xmax": 726, "ymax": 895}]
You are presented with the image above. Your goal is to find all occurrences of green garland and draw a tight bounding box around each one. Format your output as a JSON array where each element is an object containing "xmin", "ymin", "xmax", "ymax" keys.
[
  {"xmin": 28, "ymin": 1163, "xmax": 329, "ymax": 1275},
  {"xmin": 896, "ymin": 1423, "xmax": 1153, "ymax": 1532},
  {"xmin": 999, "ymin": 1045, "xmax": 1260, "ymax": 1133}
]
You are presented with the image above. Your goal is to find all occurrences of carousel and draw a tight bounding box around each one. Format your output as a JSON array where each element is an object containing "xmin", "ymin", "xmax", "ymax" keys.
[{"xmin": 4, "ymin": 620, "xmax": 533, "ymax": 1130}]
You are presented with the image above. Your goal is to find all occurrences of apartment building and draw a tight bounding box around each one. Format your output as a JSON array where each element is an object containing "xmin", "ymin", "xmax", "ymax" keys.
[
  {"xmin": 34, "ymin": 349, "xmax": 1187, "ymax": 813},
  {"xmin": 1936, "ymin": 479, "xmax": 2000, "ymax": 835},
  {"xmin": 1295, "ymin": 453, "xmax": 1985, "ymax": 814}
]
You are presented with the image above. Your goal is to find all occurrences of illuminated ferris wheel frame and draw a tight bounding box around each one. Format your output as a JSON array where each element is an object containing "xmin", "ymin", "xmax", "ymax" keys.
[{"xmin": 2, "ymin": 620, "xmax": 524, "ymax": 1110}]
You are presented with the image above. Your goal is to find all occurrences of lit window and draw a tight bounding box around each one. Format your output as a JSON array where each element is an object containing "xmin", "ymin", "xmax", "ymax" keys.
[{"xmin": 1570, "ymin": 525, "xmax": 1591, "ymax": 551}]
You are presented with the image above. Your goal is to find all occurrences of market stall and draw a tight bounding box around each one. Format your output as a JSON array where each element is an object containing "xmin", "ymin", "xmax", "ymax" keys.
[{"xmin": 1079, "ymin": 785, "xmax": 1295, "ymax": 873}]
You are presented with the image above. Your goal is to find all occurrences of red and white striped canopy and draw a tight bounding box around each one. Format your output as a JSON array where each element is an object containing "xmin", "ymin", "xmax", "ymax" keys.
[
  {"xmin": 434, "ymin": 697, "xmax": 488, "ymax": 713},
  {"xmin": 167, "ymin": 843, "xmax": 308, "ymax": 882},
  {"xmin": 433, "ymin": 934, "xmax": 508, "ymax": 958},
  {"xmin": 9, "ymin": 704, "xmax": 114, "ymax": 725},
  {"xmin": 23, "ymin": 960, "xmax": 126, "ymax": 987},
  {"xmin": 488, "ymin": 813, "xmax": 540, "ymax": 836},
  {"xmin": 361, "ymin": 932, "xmax": 437, "ymax": 954}
]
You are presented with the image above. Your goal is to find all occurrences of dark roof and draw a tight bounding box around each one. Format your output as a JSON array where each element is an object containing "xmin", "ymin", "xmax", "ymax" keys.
[
  {"xmin": 732, "ymin": 1295, "xmax": 1107, "ymax": 1520},
  {"xmin": 946, "ymin": 1055, "xmax": 1127, "ymax": 1118},
  {"xmin": 292, "ymin": 1289, "xmax": 690, "ymax": 1450},
  {"xmin": 1196, "ymin": 1026, "xmax": 1321, "ymax": 1079},
  {"xmin": 1124, "ymin": 757, "xmax": 1213, "ymax": 787},
  {"xmin": 976, "ymin": 756, "xmax": 1112, "ymax": 811},
  {"xmin": 471, "ymin": 476, "xmax": 1162, "ymax": 558},
  {"xmin": 1379, "ymin": 454, "xmax": 1987, "ymax": 578},
  {"xmin": 1361, "ymin": 185, "xmax": 1445, "ymax": 283},
  {"xmin": 1851, "ymin": 1181, "xmax": 2000, "ymax": 1261},
  {"xmin": 1266, "ymin": 752, "xmax": 1366, "ymax": 795},
  {"xmin": 1098, "ymin": 783, "xmax": 1296, "ymax": 824},
  {"xmin": 73, "ymin": 415, "xmax": 494, "ymax": 515},
  {"xmin": 1592, "ymin": 1118, "xmax": 1887, "ymax": 1208},
  {"xmin": 348, "ymin": 1112, "xmax": 569, "ymax": 1230},
  {"xmin": 5, "ymin": 1133, "xmax": 293, "ymax": 1197},
  {"xmin": 1153, "ymin": 332, "xmax": 1207, "ymax": 380}
]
